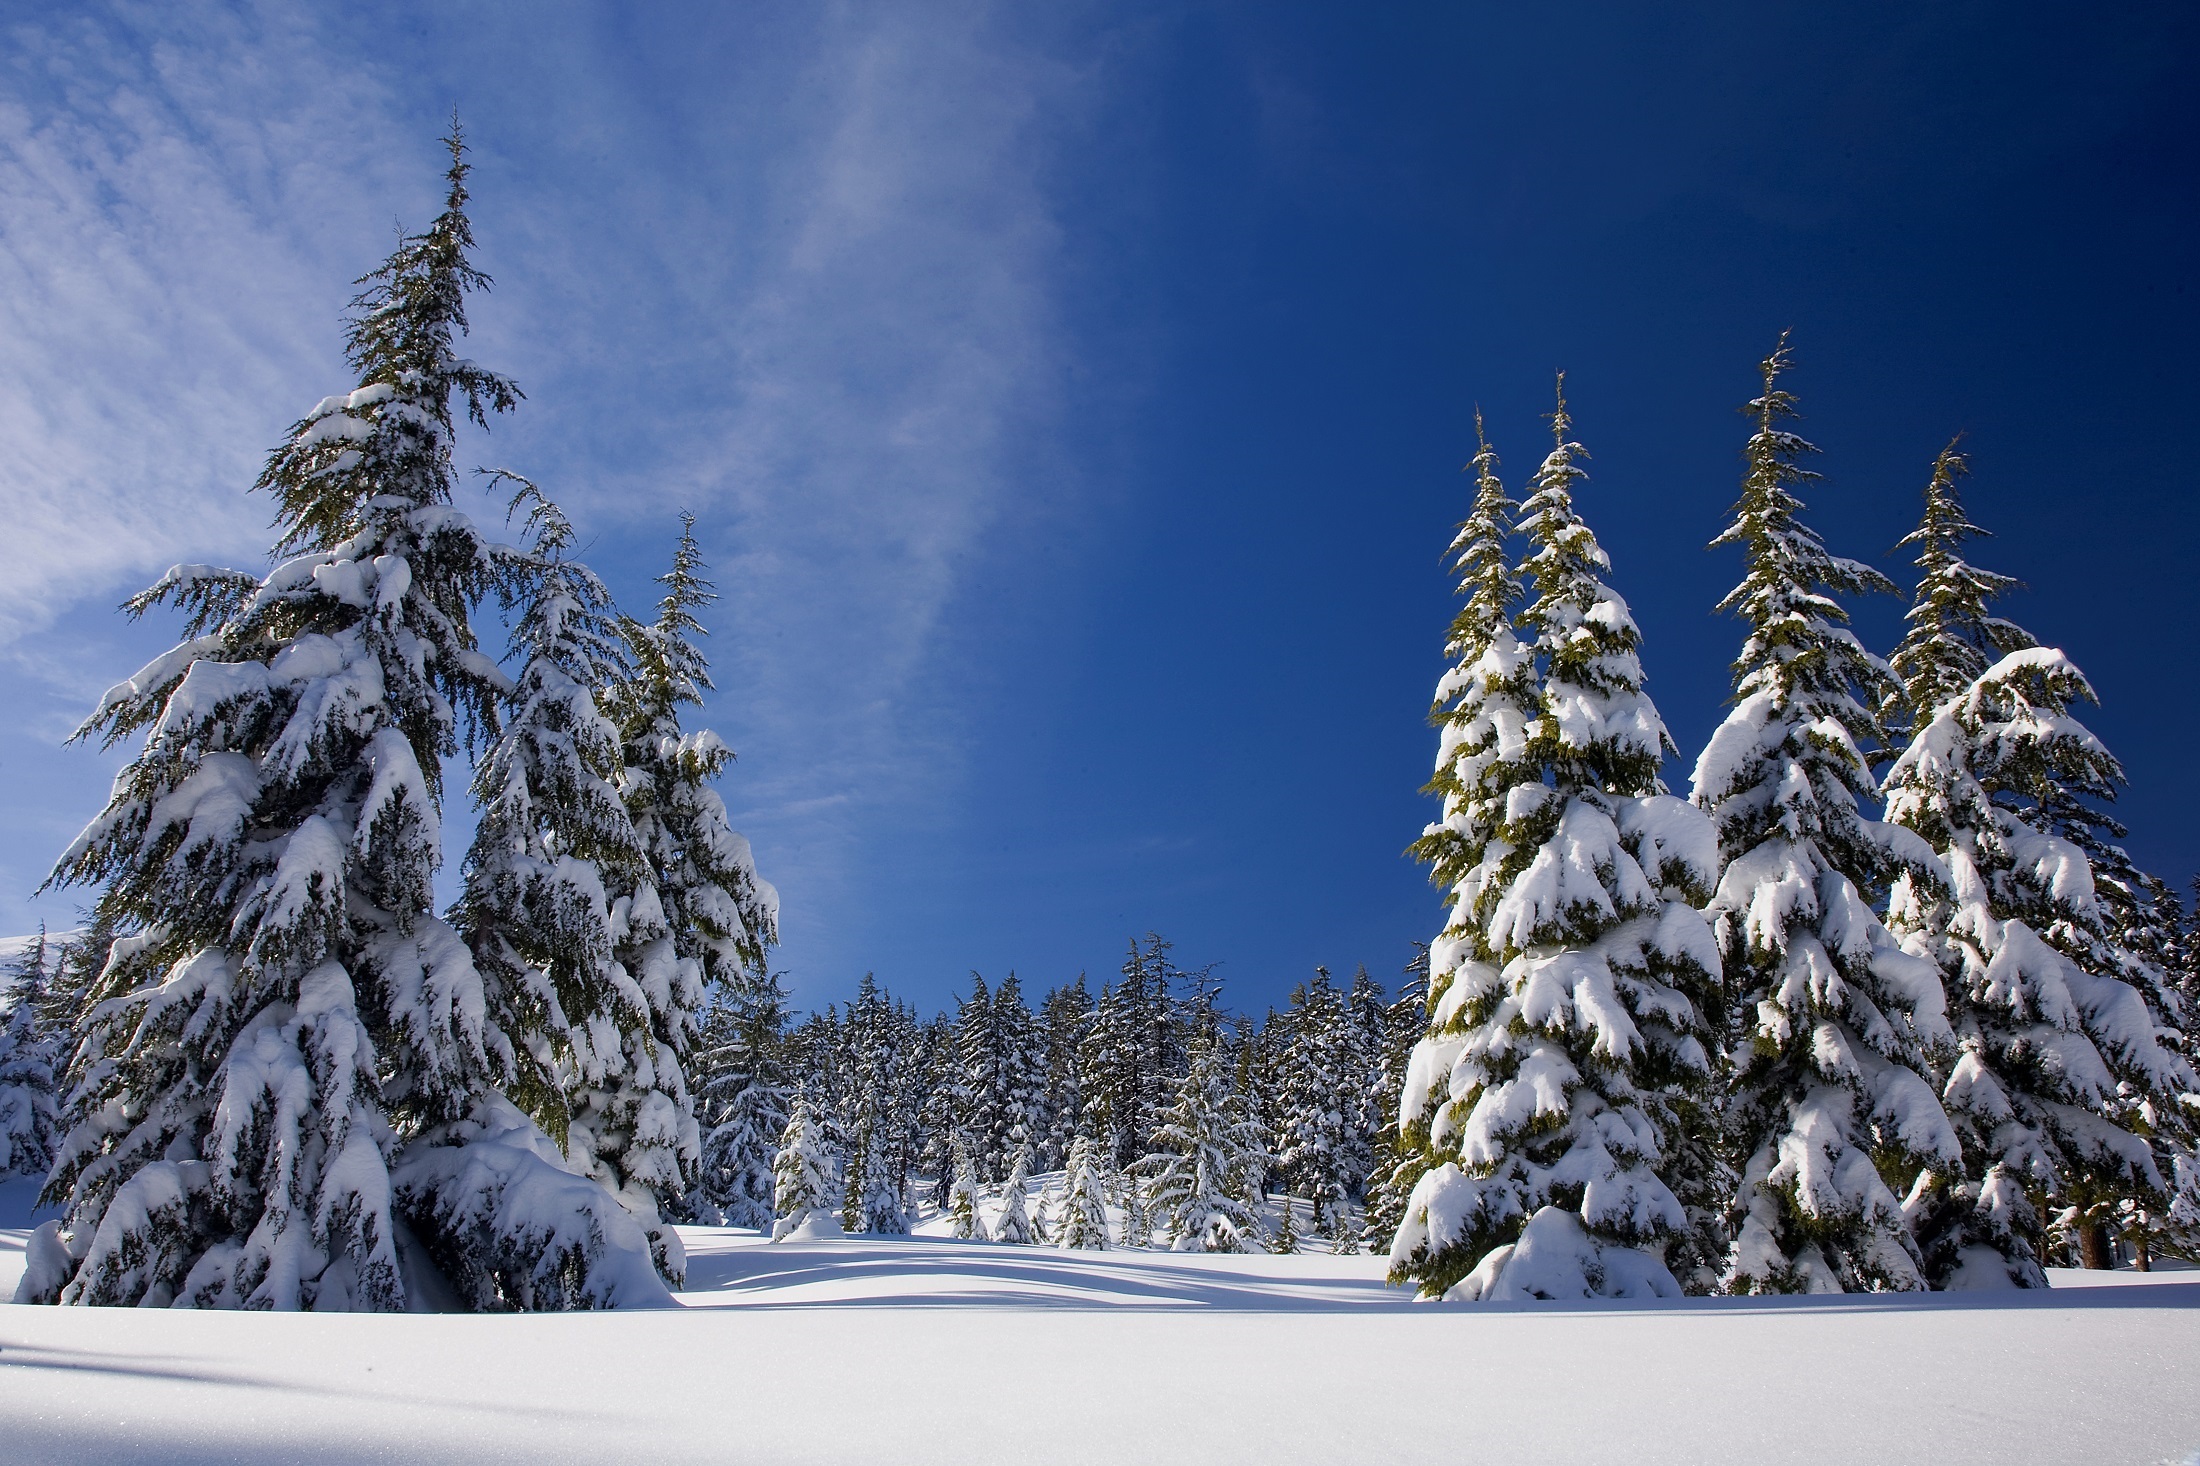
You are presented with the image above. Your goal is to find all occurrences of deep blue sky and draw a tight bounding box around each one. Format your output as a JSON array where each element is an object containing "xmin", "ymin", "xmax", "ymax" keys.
[{"xmin": 0, "ymin": 2, "xmax": 2193, "ymax": 1019}]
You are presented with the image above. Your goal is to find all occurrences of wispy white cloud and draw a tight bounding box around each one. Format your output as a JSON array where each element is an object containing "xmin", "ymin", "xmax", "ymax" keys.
[
  {"xmin": 0, "ymin": 3, "xmax": 1097, "ymax": 988},
  {"xmin": 0, "ymin": 3, "xmax": 431, "ymax": 638}
]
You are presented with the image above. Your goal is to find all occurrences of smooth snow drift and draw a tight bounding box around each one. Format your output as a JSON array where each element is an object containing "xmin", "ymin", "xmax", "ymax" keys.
[{"xmin": 1, "ymin": 1194, "xmax": 2194, "ymax": 1466}]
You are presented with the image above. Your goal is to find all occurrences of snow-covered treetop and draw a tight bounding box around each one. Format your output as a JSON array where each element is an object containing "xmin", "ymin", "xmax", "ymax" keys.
[
  {"xmin": 1708, "ymin": 332, "xmax": 1897, "ymax": 718},
  {"xmin": 1887, "ymin": 441, "xmax": 2034, "ymax": 728},
  {"xmin": 264, "ymin": 125, "xmax": 520, "ymax": 555},
  {"xmin": 1517, "ymin": 373, "xmax": 1670, "ymax": 798},
  {"xmin": 1445, "ymin": 411, "xmax": 1521, "ymax": 662}
]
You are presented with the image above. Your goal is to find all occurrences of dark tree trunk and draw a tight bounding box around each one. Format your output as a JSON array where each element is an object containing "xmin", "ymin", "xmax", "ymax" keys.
[
  {"xmin": 2133, "ymin": 1233, "xmax": 2152, "ymax": 1272},
  {"xmin": 2079, "ymin": 1223, "xmax": 2115, "ymax": 1270}
]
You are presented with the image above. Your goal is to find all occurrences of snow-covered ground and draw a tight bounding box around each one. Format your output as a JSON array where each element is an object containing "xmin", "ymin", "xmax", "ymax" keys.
[{"xmin": 1, "ymin": 1178, "xmax": 2195, "ymax": 1466}]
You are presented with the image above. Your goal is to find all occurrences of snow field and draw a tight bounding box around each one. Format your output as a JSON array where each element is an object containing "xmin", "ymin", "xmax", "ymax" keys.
[{"xmin": 3, "ymin": 1192, "xmax": 2197, "ymax": 1466}]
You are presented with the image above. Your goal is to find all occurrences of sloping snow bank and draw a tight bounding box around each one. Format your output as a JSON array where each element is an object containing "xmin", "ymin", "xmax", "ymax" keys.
[{"xmin": 0, "ymin": 1219, "xmax": 2194, "ymax": 1466}]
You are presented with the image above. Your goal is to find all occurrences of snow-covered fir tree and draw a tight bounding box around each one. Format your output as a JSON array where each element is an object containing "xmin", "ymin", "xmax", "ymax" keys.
[
  {"xmin": 22, "ymin": 132, "xmax": 666, "ymax": 1312},
  {"xmin": 1269, "ymin": 1192, "xmax": 1301, "ymax": 1255},
  {"xmin": 1362, "ymin": 946, "xmax": 1429, "ymax": 1253},
  {"xmin": 948, "ymin": 1139, "xmax": 990, "ymax": 1241},
  {"xmin": 1885, "ymin": 441, "xmax": 2035, "ymax": 730},
  {"xmin": 1140, "ymin": 1035, "xmax": 1267, "ymax": 1254},
  {"xmin": 0, "ymin": 931, "xmax": 61, "ymax": 1181},
  {"xmin": 1391, "ymin": 382, "xmax": 1722, "ymax": 1301},
  {"xmin": 1056, "ymin": 1134, "xmax": 1110, "ymax": 1249},
  {"xmin": 692, "ymin": 971, "xmax": 791, "ymax": 1228},
  {"xmin": 1079, "ymin": 936, "xmax": 1192, "ymax": 1172},
  {"xmin": 993, "ymin": 1148, "xmax": 1037, "ymax": 1245},
  {"xmin": 1886, "ymin": 644, "xmax": 2194, "ymax": 1284},
  {"xmin": 575, "ymin": 516, "xmax": 779, "ymax": 1279},
  {"xmin": 1691, "ymin": 336, "xmax": 1960, "ymax": 1294},
  {"xmin": 1274, "ymin": 969, "xmax": 1357, "ymax": 1239},
  {"xmin": 992, "ymin": 975, "xmax": 1049, "ymax": 1170},
  {"xmin": 770, "ymin": 1095, "xmax": 842, "ymax": 1241},
  {"xmin": 1038, "ymin": 977, "xmax": 1094, "ymax": 1171}
]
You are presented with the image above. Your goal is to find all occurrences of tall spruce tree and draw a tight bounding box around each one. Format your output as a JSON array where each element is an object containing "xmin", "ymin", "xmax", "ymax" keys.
[
  {"xmin": 0, "ymin": 932, "xmax": 61, "ymax": 1181},
  {"xmin": 1885, "ymin": 442, "xmax": 2035, "ymax": 730},
  {"xmin": 22, "ymin": 132, "xmax": 661, "ymax": 1311},
  {"xmin": 575, "ymin": 517, "xmax": 779, "ymax": 1279},
  {"xmin": 1391, "ymin": 380, "xmax": 1722, "ymax": 1300},
  {"xmin": 692, "ymin": 970, "xmax": 791, "ymax": 1229},
  {"xmin": 1886, "ymin": 645, "xmax": 2194, "ymax": 1284},
  {"xmin": 1139, "ymin": 1034, "xmax": 1268, "ymax": 1253},
  {"xmin": 1691, "ymin": 336, "xmax": 1960, "ymax": 1294}
]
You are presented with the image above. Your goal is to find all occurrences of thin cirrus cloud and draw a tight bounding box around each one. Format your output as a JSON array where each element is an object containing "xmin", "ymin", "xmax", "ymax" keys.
[{"xmin": 0, "ymin": 2, "xmax": 1095, "ymax": 995}]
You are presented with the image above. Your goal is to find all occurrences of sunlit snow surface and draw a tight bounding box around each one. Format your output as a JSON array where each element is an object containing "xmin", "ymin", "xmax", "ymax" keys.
[{"xmin": 1, "ymin": 1179, "xmax": 2196, "ymax": 1465}]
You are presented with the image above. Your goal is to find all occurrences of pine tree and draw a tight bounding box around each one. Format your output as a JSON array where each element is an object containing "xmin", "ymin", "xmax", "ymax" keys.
[
  {"xmin": 1886, "ymin": 646, "xmax": 2193, "ymax": 1285},
  {"xmin": 947, "ymin": 1139, "xmax": 990, "ymax": 1241},
  {"xmin": 770, "ymin": 1095, "xmax": 842, "ymax": 1241},
  {"xmin": 0, "ymin": 931, "xmax": 61, "ymax": 1181},
  {"xmin": 1140, "ymin": 1036, "xmax": 1268, "ymax": 1253},
  {"xmin": 1391, "ymin": 381, "xmax": 1722, "ymax": 1301},
  {"xmin": 1885, "ymin": 441, "xmax": 2034, "ymax": 731},
  {"xmin": 952, "ymin": 973, "xmax": 1007, "ymax": 1180},
  {"xmin": 692, "ymin": 971, "xmax": 791, "ymax": 1228},
  {"xmin": 17, "ymin": 132, "xmax": 686, "ymax": 1311},
  {"xmin": 1361, "ymin": 946, "xmax": 1429, "ymax": 1254},
  {"xmin": 992, "ymin": 974, "xmax": 1048, "ymax": 1169},
  {"xmin": 1274, "ymin": 969, "xmax": 1355, "ymax": 1240},
  {"xmin": 993, "ymin": 1148, "xmax": 1037, "ymax": 1245},
  {"xmin": 1269, "ymin": 1192, "xmax": 1301, "ymax": 1255},
  {"xmin": 576, "ymin": 516, "xmax": 779, "ymax": 1280},
  {"xmin": 1692, "ymin": 336, "xmax": 1960, "ymax": 1294},
  {"xmin": 1056, "ymin": 1134, "xmax": 1110, "ymax": 1249},
  {"xmin": 1038, "ymin": 977, "xmax": 1094, "ymax": 1170}
]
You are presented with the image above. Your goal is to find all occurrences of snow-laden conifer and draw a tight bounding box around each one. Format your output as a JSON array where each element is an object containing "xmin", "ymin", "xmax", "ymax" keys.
[
  {"xmin": 575, "ymin": 518, "xmax": 779, "ymax": 1280},
  {"xmin": 692, "ymin": 971, "xmax": 790, "ymax": 1228},
  {"xmin": 1056, "ymin": 1134, "xmax": 1110, "ymax": 1249},
  {"xmin": 1269, "ymin": 1192, "xmax": 1302, "ymax": 1255},
  {"xmin": 1391, "ymin": 383, "xmax": 1722, "ymax": 1301},
  {"xmin": 1885, "ymin": 442, "xmax": 2034, "ymax": 730},
  {"xmin": 1879, "ymin": 463, "xmax": 2197, "ymax": 1278},
  {"xmin": 1886, "ymin": 646, "xmax": 2194, "ymax": 1284},
  {"xmin": 20, "ymin": 132, "xmax": 650, "ymax": 1311},
  {"xmin": 993, "ymin": 1148, "xmax": 1037, "ymax": 1244},
  {"xmin": 1274, "ymin": 970, "xmax": 1357, "ymax": 1239},
  {"xmin": 1140, "ymin": 1036, "xmax": 1267, "ymax": 1253},
  {"xmin": 770, "ymin": 1095, "xmax": 841, "ymax": 1241},
  {"xmin": 1691, "ymin": 337, "xmax": 1959, "ymax": 1294},
  {"xmin": 948, "ymin": 1139, "xmax": 990, "ymax": 1241},
  {"xmin": 0, "ymin": 932, "xmax": 61, "ymax": 1180}
]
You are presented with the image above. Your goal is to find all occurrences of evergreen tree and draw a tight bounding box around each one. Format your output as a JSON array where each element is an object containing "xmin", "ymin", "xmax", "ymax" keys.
[
  {"xmin": 23, "ymin": 133, "xmax": 664, "ymax": 1311},
  {"xmin": 1362, "ymin": 946, "xmax": 1429, "ymax": 1254},
  {"xmin": 952, "ymin": 973, "xmax": 1008, "ymax": 1180},
  {"xmin": 1039, "ymin": 977, "xmax": 1094, "ymax": 1170},
  {"xmin": 1056, "ymin": 1134, "xmax": 1110, "ymax": 1249},
  {"xmin": 454, "ymin": 481, "xmax": 640, "ymax": 1146},
  {"xmin": 692, "ymin": 971, "xmax": 791, "ymax": 1228},
  {"xmin": 1269, "ymin": 1192, "xmax": 1301, "ymax": 1255},
  {"xmin": 0, "ymin": 931, "xmax": 61, "ymax": 1181},
  {"xmin": 992, "ymin": 974, "xmax": 1048, "ymax": 1169},
  {"xmin": 993, "ymin": 1148, "xmax": 1037, "ymax": 1245},
  {"xmin": 948, "ymin": 1139, "xmax": 990, "ymax": 1241},
  {"xmin": 1887, "ymin": 647, "xmax": 2193, "ymax": 1285},
  {"xmin": 1140, "ymin": 1036, "xmax": 1267, "ymax": 1254},
  {"xmin": 574, "ymin": 517, "xmax": 778, "ymax": 1279},
  {"xmin": 1274, "ymin": 969, "xmax": 1356, "ymax": 1239},
  {"xmin": 1392, "ymin": 381, "xmax": 1722, "ymax": 1301},
  {"xmin": 770, "ymin": 1095, "xmax": 842, "ymax": 1241},
  {"xmin": 1691, "ymin": 336, "xmax": 1960, "ymax": 1294},
  {"xmin": 1885, "ymin": 441, "xmax": 2034, "ymax": 731}
]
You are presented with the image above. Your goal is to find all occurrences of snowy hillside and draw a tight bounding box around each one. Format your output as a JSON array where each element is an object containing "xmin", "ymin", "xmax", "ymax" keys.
[{"xmin": 2, "ymin": 1194, "xmax": 2194, "ymax": 1466}]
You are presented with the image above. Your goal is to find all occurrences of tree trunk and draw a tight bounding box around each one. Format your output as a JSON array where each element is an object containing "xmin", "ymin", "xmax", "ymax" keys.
[
  {"xmin": 2079, "ymin": 1222, "xmax": 2114, "ymax": 1270},
  {"xmin": 2134, "ymin": 1232, "xmax": 2152, "ymax": 1272}
]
